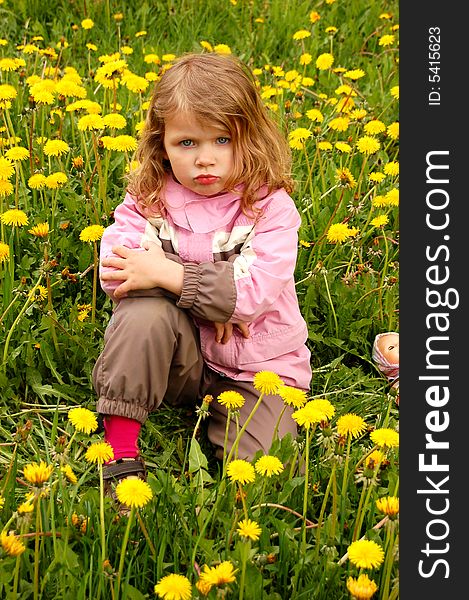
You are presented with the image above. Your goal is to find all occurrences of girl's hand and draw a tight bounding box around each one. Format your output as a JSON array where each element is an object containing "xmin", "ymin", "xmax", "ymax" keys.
[
  {"xmin": 214, "ymin": 321, "xmax": 250, "ymax": 344},
  {"xmin": 100, "ymin": 242, "xmax": 183, "ymax": 299}
]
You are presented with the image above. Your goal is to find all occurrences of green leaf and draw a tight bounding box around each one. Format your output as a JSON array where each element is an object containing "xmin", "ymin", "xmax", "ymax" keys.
[
  {"xmin": 188, "ymin": 437, "xmax": 209, "ymax": 473},
  {"xmin": 39, "ymin": 340, "xmax": 64, "ymax": 384}
]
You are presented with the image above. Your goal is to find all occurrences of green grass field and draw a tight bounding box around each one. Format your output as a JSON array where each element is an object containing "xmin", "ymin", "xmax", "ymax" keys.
[{"xmin": 0, "ymin": 1, "xmax": 399, "ymax": 598}]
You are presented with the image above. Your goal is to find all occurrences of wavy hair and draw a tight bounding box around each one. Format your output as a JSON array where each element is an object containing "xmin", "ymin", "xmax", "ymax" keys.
[{"xmin": 126, "ymin": 52, "xmax": 294, "ymax": 215}]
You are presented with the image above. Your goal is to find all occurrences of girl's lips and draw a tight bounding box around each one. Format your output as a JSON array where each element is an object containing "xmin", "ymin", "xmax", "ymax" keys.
[{"xmin": 195, "ymin": 175, "xmax": 219, "ymax": 185}]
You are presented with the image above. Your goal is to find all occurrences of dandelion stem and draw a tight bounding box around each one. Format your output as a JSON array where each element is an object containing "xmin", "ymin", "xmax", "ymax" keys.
[
  {"xmin": 116, "ymin": 506, "xmax": 135, "ymax": 598},
  {"xmin": 225, "ymin": 392, "xmax": 265, "ymax": 469}
]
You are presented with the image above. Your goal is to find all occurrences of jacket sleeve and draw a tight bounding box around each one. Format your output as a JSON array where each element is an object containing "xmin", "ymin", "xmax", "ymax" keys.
[
  {"xmin": 177, "ymin": 192, "xmax": 300, "ymax": 323},
  {"xmin": 99, "ymin": 192, "xmax": 156, "ymax": 299}
]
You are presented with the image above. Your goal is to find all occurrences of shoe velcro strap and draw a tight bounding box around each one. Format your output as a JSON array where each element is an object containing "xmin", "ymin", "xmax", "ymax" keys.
[{"xmin": 102, "ymin": 459, "xmax": 146, "ymax": 480}]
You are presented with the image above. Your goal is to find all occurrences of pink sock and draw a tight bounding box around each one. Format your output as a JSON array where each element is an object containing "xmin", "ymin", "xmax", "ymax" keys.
[{"xmin": 103, "ymin": 415, "xmax": 141, "ymax": 462}]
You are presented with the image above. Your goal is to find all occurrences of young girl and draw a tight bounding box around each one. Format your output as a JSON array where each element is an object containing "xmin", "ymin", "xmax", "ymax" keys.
[{"xmin": 92, "ymin": 52, "xmax": 312, "ymax": 487}]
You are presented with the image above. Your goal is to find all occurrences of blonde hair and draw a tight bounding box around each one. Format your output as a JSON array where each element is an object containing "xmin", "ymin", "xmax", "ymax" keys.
[{"xmin": 126, "ymin": 52, "xmax": 293, "ymax": 215}]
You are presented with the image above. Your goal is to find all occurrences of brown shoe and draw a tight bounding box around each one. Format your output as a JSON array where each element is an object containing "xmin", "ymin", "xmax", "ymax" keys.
[{"xmin": 102, "ymin": 457, "xmax": 147, "ymax": 516}]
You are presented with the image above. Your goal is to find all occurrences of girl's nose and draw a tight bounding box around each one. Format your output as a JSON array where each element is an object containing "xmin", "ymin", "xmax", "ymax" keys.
[{"xmin": 195, "ymin": 148, "xmax": 215, "ymax": 167}]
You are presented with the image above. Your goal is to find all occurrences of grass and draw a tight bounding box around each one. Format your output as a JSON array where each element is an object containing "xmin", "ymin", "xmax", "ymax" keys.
[{"xmin": 0, "ymin": 0, "xmax": 399, "ymax": 598}]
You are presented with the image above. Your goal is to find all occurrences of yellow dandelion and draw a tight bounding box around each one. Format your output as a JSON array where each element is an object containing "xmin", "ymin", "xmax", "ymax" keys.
[
  {"xmin": 29, "ymin": 285, "xmax": 47, "ymax": 302},
  {"xmin": 379, "ymin": 34, "xmax": 395, "ymax": 47},
  {"xmin": 292, "ymin": 398, "xmax": 335, "ymax": 429},
  {"xmin": 199, "ymin": 41, "xmax": 213, "ymax": 52},
  {"xmin": 5, "ymin": 147, "xmax": 29, "ymax": 161},
  {"xmin": 18, "ymin": 493, "xmax": 36, "ymax": 514},
  {"xmin": 0, "ymin": 156, "xmax": 14, "ymax": 180},
  {"xmin": 344, "ymin": 69, "xmax": 365, "ymax": 80},
  {"xmin": 293, "ymin": 30, "xmax": 311, "ymax": 41},
  {"xmin": 214, "ymin": 44, "xmax": 231, "ymax": 54},
  {"xmin": 28, "ymin": 173, "xmax": 48, "ymax": 190},
  {"xmin": 103, "ymin": 113, "xmax": 127, "ymax": 129},
  {"xmin": 109, "ymin": 134, "xmax": 138, "ymax": 152},
  {"xmin": 0, "ymin": 532, "xmax": 26, "ymax": 557},
  {"xmin": 364, "ymin": 120, "xmax": 386, "ymax": 135},
  {"xmin": 384, "ymin": 161, "xmax": 399, "ymax": 176},
  {"xmin": 317, "ymin": 141, "xmax": 333, "ymax": 151},
  {"xmin": 1, "ymin": 209, "xmax": 28, "ymax": 227},
  {"xmin": 365, "ymin": 450, "xmax": 386, "ymax": 469},
  {"xmin": 326, "ymin": 222, "xmax": 353, "ymax": 243},
  {"xmin": 0, "ymin": 242, "xmax": 9, "ymax": 263},
  {"xmin": 348, "ymin": 539, "xmax": 385, "ymax": 569},
  {"xmin": 195, "ymin": 577, "xmax": 212, "ymax": 596},
  {"xmin": 384, "ymin": 188, "xmax": 399, "ymax": 206},
  {"xmin": 0, "ymin": 180, "xmax": 13, "ymax": 197},
  {"xmin": 237, "ymin": 518, "xmax": 262, "ymax": 541},
  {"xmin": 81, "ymin": 19, "xmax": 94, "ymax": 30},
  {"xmin": 125, "ymin": 75, "xmax": 149, "ymax": 93},
  {"xmin": 306, "ymin": 108, "xmax": 324, "ymax": 123},
  {"xmin": 0, "ymin": 84, "xmax": 17, "ymax": 102},
  {"xmin": 346, "ymin": 574, "xmax": 378, "ymax": 600},
  {"xmin": 351, "ymin": 108, "xmax": 368, "ymax": 120},
  {"xmin": 23, "ymin": 461, "xmax": 53, "ymax": 486},
  {"xmin": 370, "ymin": 215, "xmax": 389, "ymax": 228},
  {"xmin": 299, "ymin": 53, "xmax": 312, "ymax": 66},
  {"xmin": 387, "ymin": 121, "xmax": 399, "ymax": 140},
  {"xmin": 316, "ymin": 53, "xmax": 334, "ymax": 70},
  {"xmin": 61, "ymin": 465, "xmax": 78, "ymax": 485},
  {"xmin": 376, "ymin": 496, "xmax": 399, "ymax": 519},
  {"xmin": 328, "ymin": 117, "xmax": 349, "ymax": 132},
  {"xmin": 369, "ymin": 172, "xmax": 386, "ymax": 184},
  {"xmin": 115, "ymin": 478, "xmax": 153, "ymax": 508},
  {"xmin": 390, "ymin": 85, "xmax": 399, "ymax": 100},
  {"xmin": 226, "ymin": 459, "xmax": 256, "ymax": 485},
  {"xmin": 79, "ymin": 224, "xmax": 105, "ymax": 242},
  {"xmin": 336, "ymin": 413, "xmax": 367, "ymax": 439},
  {"xmin": 45, "ymin": 172, "xmax": 68, "ymax": 189},
  {"xmin": 199, "ymin": 561, "xmax": 237, "ymax": 587},
  {"xmin": 370, "ymin": 427, "xmax": 399, "ymax": 448},
  {"xmin": 310, "ymin": 11, "xmax": 321, "ymax": 23},
  {"xmin": 154, "ymin": 573, "xmax": 192, "ymax": 600},
  {"xmin": 356, "ymin": 136, "xmax": 381, "ymax": 155},
  {"xmin": 68, "ymin": 407, "xmax": 98, "ymax": 434},
  {"xmin": 336, "ymin": 167, "xmax": 356, "ymax": 189},
  {"xmin": 278, "ymin": 385, "xmax": 307, "ymax": 408},
  {"xmin": 253, "ymin": 370, "xmax": 284, "ymax": 395},
  {"xmin": 335, "ymin": 141, "xmax": 352, "ymax": 153},
  {"xmin": 43, "ymin": 139, "xmax": 70, "ymax": 157},
  {"xmin": 77, "ymin": 114, "xmax": 105, "ymax": 131},
  {"xmin": 85, "ymin": 442, "xmax": 114, "ymax": 464},
  {"xmin": 217, "ymin": 390, "xmax": 245, "ymax": 410},
  {"xmin": 254, "ymin": 455, "xmax": 284, "ymax": 477}
]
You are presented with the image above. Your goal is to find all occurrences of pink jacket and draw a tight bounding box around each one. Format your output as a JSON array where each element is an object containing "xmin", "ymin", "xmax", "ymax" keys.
[{"xmin": 99, "ymin": 177, "xmax": 312, "ymax": 390}]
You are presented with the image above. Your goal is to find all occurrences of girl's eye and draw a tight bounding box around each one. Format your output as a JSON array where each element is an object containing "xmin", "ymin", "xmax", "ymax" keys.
[
  {"xmin": 217, "ymin": 137, "xmax": 230, "ymax": 144},
  {"xmin": 388, "ymin": 345, "xmax": 395, "ymax": 351},
  {"xmin": 180, "ymin": 139, "xmax": 194, "ymax": 147}
]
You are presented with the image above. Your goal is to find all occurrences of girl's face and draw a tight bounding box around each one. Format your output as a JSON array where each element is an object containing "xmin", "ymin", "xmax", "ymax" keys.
[
  {"xmin": 377, "ymin": 333, "xmax": 399, "ymax": 364},
  {"xmin": 163, "ymin": 111, "xmax": 235, "ymax": 196}
]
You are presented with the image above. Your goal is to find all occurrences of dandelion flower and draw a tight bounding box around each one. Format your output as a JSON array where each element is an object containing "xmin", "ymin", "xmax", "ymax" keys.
[
  {"xmin": 316, "ymin": 53, "xmax": 334, "ymax": 70},
  {"xmin": 0, "ymin": 157, "xmax": 14, "ymax": 180},
  {"xmin": 336, "ymin": 167, "xmax": 356, "ymax": 189},
  {"xmin": 317, "ymin": 141, "xmax": 333, "ymax": 151},
  {"xmin": 0, "ymin": 532, "xmax": 26, "ymax": 557},
  {"xmin": 85, "ymin": 442, "xmax": 114, "ymax": 464},
  {"xmin": 0, "ymin": 242, "xmax": 9, "ymax": 263},
  {"xmin": 379, "ymin": 34, "xmax": 395, "ymax": 47},
  {"xmin": 5, "ymin": 147, "xmax": 29, "ymax": 162},
  {"xmin": 28, "ymin": 173, "xmax": 47, "ymax": 190},
  {"xmin": 365, "ymin": 450, "xmax": 386, "ymax": 469},
  {"xmin": 109, "ymin": 134, "xmax": 138, "ymax": 152},
  {"xmin": 384, "ymin": 188, "xmax": 399, "ymax": 206},
  {"xmin": 376, "ymin": 495, "xmax": 399, "ymax": 518},
  {"xmin": 115, "ymin": 478, "xmax": 153, "ymax": 508},
  {"xmin": 217, "ymin": 390, "xmax": 245, "ymax": 409},
  {"xmin": 45, "ymin": 172, "xmax": 68, "ymax": 189},
  {"xmin": 255, "ymin": 455, "xmax": 284, "ymax": 477},
  {"xmin": 154, "ymin": 573, "xmax": 192, "ymax": 600},
  {"xmin": 0, "ymin": 180, "xmax": 13, "ymax": 197},
  {"xmin": 79, "ymin": 224, "xmax": 105, "ymax": 242},
  {"xmin": 364, "ymin": 120, "xmax": 386, "ymax": 135},
  {"xmin": 337, "ymin": 413, "xmax": 367, "ymax": 439},
  {"xmin": 347, "ymin": 539, "xmax": 385, "ymax": 569},
  {"xmin": 390, "ymin": 85, "xmax": 399, "ymax": 100},
  {"xmin": 328, "ymin": 117, "xmax": 349, "ymax": 132},
  {"xmin": 299, "ymin": 53, "xmax": 312, "ymax": 66},
  {"xmin": 1, "ymin": 209, "xmax": 28, "ymax": 227},
  {"xmin": 292, "ymin": 398, "xmax": 335, "ymax": 429},
  {"xmin": 226, "ymin": 459, "xmax": 255, "ymax": 484},
  {"xmin": 125, "ymin": 75, "xmax": 149, "ymax": 93},
  {"xmin": 199, "ymin": 41, "xmax": 213, "ymax": 52},
  {"xmin": 103, "ymin": 113, "xmax": 127, "ymax": 129},
  {"xmin": 344, "ymin": 69, "xmax": 365, "ymax": 80},
  {"xmin": 61, "ymin": 465, "xmax": 78, "ymax": 485},
  {"xmin": 369, "ymin": 172, "xmax": 386, "ymax": 184},
  {"xmin": 387, "ymin": 122, "xmax": 399, "ymax": 140},
  {"xmin": 278, "ymin": 385, "xmax": 307, "ymax": 408},
  {"xmin": 77, "ymin": 114, "xmax": 105, "ymax": 131},
  {"xmin": 29, "ymin": 285, "xmax": 47, "ymax": 302},
  {"xmin": 306, "ymin": 108, "xmax": 323, "ymax": 123},
  {"xmin": 384, "ymin": 161, "xmax": 399, "ymax": 176},
  {"xmin": 199, "ymin": 561, "xmax": 237, "ymax": 587},
  {"xmin": 356, "ymin": 136, "xmax": 381, "ymax": 155},
  {"xmin": 310, "ymin": 11, "xmax": 321, "ymax": 23},
  {"xmin": 370, "ymin": 427, "xmax": 399, "ymax": 448},
  {"xmin": 214, "ymin": 44, "xmax": 231, "ymax": 54},
  {"xmin": 23, "ymin": 461, "xmax": 53, "ymax": 486},
  {"xmin": 346, "ymin": 573, "xmax": 378, "ymax": 599},
  {"xmin": 68, "ymin": 407, "xmax": 98, "ymax": 434},
  {"xmin": 0, "ymin": 83, "xmax": 17, "ymax": 102},
  {"xmin": 326, "ymin": 223, "xmax": 353, "ymax": 243},
  {"xmin": 81, "ymin": 19, "xmax": 94, "ymax": 30},
  {"xmin": 195, "ymin": 577, "xmax": 212, "ymax": 596},
  {"xmin": 335, "ymin": 141, "xmax": 352, "ymax": 154},
  {"xmin": 18, "ymin": 493, "xmax": 36, "ymax": 514},
  {"xmin": 237, "ymin": 518, "xmax": 262, "ymax": 541},
  {"xmin": 370, "ymin": 215, "xmax": 389, "ymax": 228},
  {"xmin": 43, "ymin": 139, "xmax": 70, "ymax": 157},
  {"xmin": 293, "ymin": 30, "xmax": 311, "ymax": 41},
  {"xmin": 253, "ymin": 371, "xmax": 284, "ymax": 395}
]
